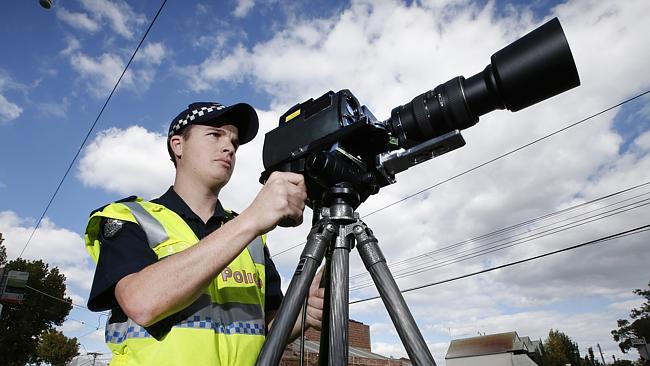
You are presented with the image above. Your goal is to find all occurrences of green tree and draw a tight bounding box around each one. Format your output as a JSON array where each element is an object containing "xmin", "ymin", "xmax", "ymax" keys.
[
  {"xmin": 536, "ymin": 329, "xmax": 582, "ymax": 366},
  {"xmin": 586, "ymin": 346, "xmax": 600, "ymax": 366},
  {"xmin": 611, "ymin": 360, "xmax": 634, "ymax": 366},
  {"xmin": 531, "ymin": 342, "xmax": 547, "ymax": 365},
  {"xmin": 0, "ymin": 233, "xmax": 6, "ymax": 265},
  {"xmin": 37, "ymin": 329, "xmax": 80, "ymax": 366},
  {"xmin": 0, "ymin": 245, "xmax": 73, "ymax": 366},
  {"xmin": 612, "ymin": 281, "xmax": 650, "ymax": 354}
]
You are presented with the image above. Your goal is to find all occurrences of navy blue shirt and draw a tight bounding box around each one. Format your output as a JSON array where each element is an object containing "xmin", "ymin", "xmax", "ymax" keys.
[{"xmin": 87, "ymin": 187, "xmax": 284, "ymax": 314}]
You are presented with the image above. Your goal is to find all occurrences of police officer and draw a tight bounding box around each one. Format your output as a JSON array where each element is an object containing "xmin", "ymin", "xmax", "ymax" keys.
[{"xmin": 85, "ymin": 102, "xmax": 324, "ymax": 365}]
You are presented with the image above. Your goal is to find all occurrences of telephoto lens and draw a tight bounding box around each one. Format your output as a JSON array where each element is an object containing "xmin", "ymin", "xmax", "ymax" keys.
[{"xmin": 388, "ymin": 17, "xmax": 580, "ymax": 148}]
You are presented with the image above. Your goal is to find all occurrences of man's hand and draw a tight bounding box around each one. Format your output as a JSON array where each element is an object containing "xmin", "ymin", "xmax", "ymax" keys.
[
  {"xmin": 241, "ymin": 171, "xmax": 308, "ymax": 235},
  {"xmin": 305, "ymin": 267, "xmax": 325, "ymax": 330}
]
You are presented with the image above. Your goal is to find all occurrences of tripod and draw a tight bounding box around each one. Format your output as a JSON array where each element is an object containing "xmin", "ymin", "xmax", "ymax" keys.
[{"xmin": 256, "ymin": 184, "xmax": 436, "ymax": 365}]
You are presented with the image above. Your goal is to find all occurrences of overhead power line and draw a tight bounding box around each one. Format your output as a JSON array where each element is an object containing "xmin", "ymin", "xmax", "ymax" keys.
[
  {"xmin": 349, "ymin": 182, "xmax": 650, "ymax": 289},
  {"xmin": 271, "ymin": 90, "xmax": 650, "ymax": 257},
  {"xmin": 352, "ymin": 182, "xmax": 650, "ymax": 277},
  {"xmin": 351, "ymin": 200, "xmax": 649, "ymax": 290},
  {"xmin": 17, "ymin": 0, "xmax": 168, "ymax": 259},
  {"xmin": 349, "ymin": 224, "xmax": 650, "ymax": 305},
  {"xmin": 369, "ymin": 181, "xmax": 650, "ymax": 273},
  {"xmin": 25, "ymin": 284, "xmax": 91, "ymax": 312}
]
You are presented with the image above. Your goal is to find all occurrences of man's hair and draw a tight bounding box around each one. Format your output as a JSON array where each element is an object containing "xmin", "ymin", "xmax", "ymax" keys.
[{"xmin": 168, "ymin": 125, "xmax": 194, "ymax": 167}]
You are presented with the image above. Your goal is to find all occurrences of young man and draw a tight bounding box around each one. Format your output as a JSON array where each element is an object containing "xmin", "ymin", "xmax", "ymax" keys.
[{"xmin": 84, "ymin": 102, "xmax": 324, "ymax": 365}]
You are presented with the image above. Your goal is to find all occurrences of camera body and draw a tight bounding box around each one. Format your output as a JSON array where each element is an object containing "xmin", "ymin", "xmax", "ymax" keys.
[{"xmin": 261, "ymin": 89, "xmax": 466, "ymax": 206}]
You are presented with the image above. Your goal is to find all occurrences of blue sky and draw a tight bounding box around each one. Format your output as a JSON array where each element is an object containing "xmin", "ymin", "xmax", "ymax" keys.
[{"xmin": 1, "ymin": 0, "xmax": 649, "ymax": 364}]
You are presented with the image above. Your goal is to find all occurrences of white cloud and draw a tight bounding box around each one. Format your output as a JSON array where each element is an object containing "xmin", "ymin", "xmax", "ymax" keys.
[
  {"xmin": 58, "ymin": 319, "xmax": 86, "ymax": 333},
  {"xmin": 69, "ymin": 52, "xmax": 129, "ymax": 97},
  {"xmin": 56, "ymin": 6, "xmax": 100, "ymax": 33},
  {"xmin": 608, "ymin": 298, "xmax": 644, "ymax": 313},
  {"xmin": 77, "ymin": 126, "xmax": 174, "ymax": 198},
  {"xmin": 196, "ymin": 3, "xmax": 209, "ymax": 15},
  {"xmin": 372, "ymin": 341, "xmax": 408, "ymax": 359},
  {"xmin": 68, "ymin": 45, "xmax": 167, "ymax": 97},
  {"xmin": 38, "ymin": 98, "xmax": 70, "ymax": 119},
  {"xmin": 67, "ymin": 291, "xmax": 87, "ymax": 307},
  {"xmin": 0, "ymin": 71, "xmax": 23, "ymax": 124},
  {"xmin": 179, "ymin": 45, "xmax": 252, "ymax": 93},
  {"xmin": 78, "ymin": 0, "xmax": 147, "ymax": 40},
  {"xmin": 87, "ymin": 328, "xmax": 106, "ymax": 343},
  {"xmin": 60, "ymin": 35, "xmax": 81, "ymax": 56},
  {"xmin": 634, "ymin": 130, "xmax": 650, "ymax": 150},
  {"xmin": 0, "ymin": 94, "xmax": 22, "ymax": 124},
  {"xmin": 135, "ymin": 42, "xmax": 168, "ymax": 65},
  {"xmin": 233, "ymin": 0, "xmax": 255, "ymax": 18},
  {"xmin": 0, "ymin": 211, "xmax": 86, "ymax": 265},
  {"xmin": 0, "ymin": 210, "xmax": 96, "ymax": 304}
]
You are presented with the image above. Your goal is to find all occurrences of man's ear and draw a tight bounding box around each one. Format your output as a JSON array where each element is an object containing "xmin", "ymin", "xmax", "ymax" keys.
[{"xmin": 169, "ymin": 135, "xmax": 183, "ymax": 161}]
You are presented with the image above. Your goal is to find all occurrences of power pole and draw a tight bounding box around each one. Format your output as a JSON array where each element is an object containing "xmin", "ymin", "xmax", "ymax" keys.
[
  {"xmin": 87, "ymin": 352, "xmax": 102, "ymax": 366},
  {"xmin": 597, "ymin": 344, "xmax": 606, "ymax": 365}
]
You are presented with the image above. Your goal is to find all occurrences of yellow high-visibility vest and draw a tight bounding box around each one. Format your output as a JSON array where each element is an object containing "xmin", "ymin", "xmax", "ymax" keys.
[{"xmin": 85, "ymin": 198, "xmax": 266, "ymax": 366}]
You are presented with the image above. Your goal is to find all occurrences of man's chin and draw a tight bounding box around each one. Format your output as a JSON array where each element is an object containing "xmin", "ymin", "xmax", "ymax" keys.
[{"xmin": 210, "ymin": 172, "xmax": 232, "ymax": 187}]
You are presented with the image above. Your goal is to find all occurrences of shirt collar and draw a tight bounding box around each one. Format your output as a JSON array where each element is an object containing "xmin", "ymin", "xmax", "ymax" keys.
[{"xmin": 153, "ymin": 187, "xmax": 229, "ymax": 222}]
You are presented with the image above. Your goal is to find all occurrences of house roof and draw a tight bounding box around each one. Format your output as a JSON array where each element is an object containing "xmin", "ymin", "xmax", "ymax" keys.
[
  {"xmin": 289, "ymin": 339, "xmax": 394, "ymax": 360},
  {"xmin": 445, "ymin": 331, "xmax": 530, "ymax": 359}
]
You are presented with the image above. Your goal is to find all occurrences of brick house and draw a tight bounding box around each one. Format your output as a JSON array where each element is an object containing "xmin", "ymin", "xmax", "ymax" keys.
[{"xmin": 279, "ymin": 319, "xmax": 412, "ymax": 365}]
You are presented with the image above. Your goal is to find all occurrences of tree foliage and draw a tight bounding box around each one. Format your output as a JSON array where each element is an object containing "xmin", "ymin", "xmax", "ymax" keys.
[
  {"xmin": 0, "ymin": 234, "xmax": 6, "ymax": 265},
  {"xmin": 584, "ymin": 346, "xmax": 601, "ymax": 366},
  {"xmin": 611, "ymin": 281, "xmax": 650, "ymax": 354},
  {"xmin": 37, "ymin": 329, "xmax": 80, "ymax": 366},
  {"xmin": 0, "ymin": 245, "xmax": 74, "ymax": 366},
  {"xmin": 533, "ymin": 329, "xmax": 582, "ymax": 366},
  {"xmin": 611, "ymin": 360, "xmax": 634, "ymax": 366}
]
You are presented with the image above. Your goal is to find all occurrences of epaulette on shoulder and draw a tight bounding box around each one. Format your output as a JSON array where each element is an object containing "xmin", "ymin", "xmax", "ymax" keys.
[
  {"xmin": 115, "ymin": 195, "xmax": 138, "ymax": 203},
  {"xmin": 89, "ymin": 196, "xmax": 138, "ymax": 216}
]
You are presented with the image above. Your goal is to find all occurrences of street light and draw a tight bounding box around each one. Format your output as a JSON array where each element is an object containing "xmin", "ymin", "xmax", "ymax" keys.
[{"xmin": 39, "ymin": 0, "xmax": 52, "ymax": 9}]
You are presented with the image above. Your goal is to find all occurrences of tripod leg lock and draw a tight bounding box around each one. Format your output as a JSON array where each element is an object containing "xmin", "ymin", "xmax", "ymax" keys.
[
  {"xmin": 301, "ymin": 221, "xmax": 336, "ymax": 261},
  {"xmin": 352, "ymin": 223, "xmax": 386, "ymax": 269}
]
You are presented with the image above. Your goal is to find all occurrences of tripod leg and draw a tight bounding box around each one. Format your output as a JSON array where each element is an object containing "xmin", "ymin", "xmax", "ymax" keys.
[
  {"xmin": 318, "ymin": 255, "xmax": 331, "ymax": 366},
  {"xmin": 328, "ymin": 231, "xmax": 352, "ymax": 365},
  {"xmin": 353, "ymin": 224, "xmax": 437, "ymax": 366},
  {"xmin": 256, "ymin": 221, "xmax": 336, "ymax": 366}
]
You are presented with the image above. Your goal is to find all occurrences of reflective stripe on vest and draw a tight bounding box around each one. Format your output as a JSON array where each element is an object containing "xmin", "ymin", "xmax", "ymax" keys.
[
  {"xmin": 120, "ymin": 200, "xmax": 265, "ymax": 264},
  {"xmin": 106, "ymin": 295, "xmax": 265, "ymax": 344},
  {"xmin": 122, "ymin": 201, "xmax": 169, "ymax": 248}
]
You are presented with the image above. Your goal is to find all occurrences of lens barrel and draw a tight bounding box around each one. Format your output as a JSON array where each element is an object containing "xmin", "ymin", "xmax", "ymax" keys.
[{"xmin": 388, "ymin": 17, "xmax": 580, "ymax": 147}]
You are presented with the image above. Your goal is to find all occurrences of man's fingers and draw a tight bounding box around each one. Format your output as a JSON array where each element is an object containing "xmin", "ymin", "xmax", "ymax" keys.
[
  {"xmin": 306, "ymin": 307, "xmax": 321, "ymax": 322},
  {"xmin": 308, "ymin": 295, "xmax": 324, "ymax": 310},
  {"xmin": 310, "ymin": 267, "xmax": 325, "ymax": 291},
  {"xmin": 270, "ymin": 171, "xmax": 305, "ymax": 186}
]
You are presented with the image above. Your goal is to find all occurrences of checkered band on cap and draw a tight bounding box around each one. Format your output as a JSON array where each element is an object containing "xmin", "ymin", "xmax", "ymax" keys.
[{"xmin": 168, "ymin": 103, "xmax": 227, "ymax": 137}]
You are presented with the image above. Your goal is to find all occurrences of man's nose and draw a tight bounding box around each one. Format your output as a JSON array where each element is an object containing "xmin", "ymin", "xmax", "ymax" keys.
[{"xmin": 222, "ymin": 143, "xmax": 235, "ymax": 155}]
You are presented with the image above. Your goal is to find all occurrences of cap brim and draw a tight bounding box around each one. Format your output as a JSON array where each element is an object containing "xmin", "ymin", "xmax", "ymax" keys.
[{"xmin": 201, "ymin": 103, "xmax": 259, "ymax": 145}]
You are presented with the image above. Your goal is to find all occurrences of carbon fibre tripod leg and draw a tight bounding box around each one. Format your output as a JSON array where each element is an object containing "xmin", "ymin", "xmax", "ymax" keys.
[
  {"xmin": 255, "ymin": 220, "xmax": 335, "ymax": 366},
  {"xmin": 323, "ymin": 226, "xmax": 353, "ymax": 365},
  {"xmin": 353, "ymin": 222, "xmax": 437, "ymax": 366}
]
